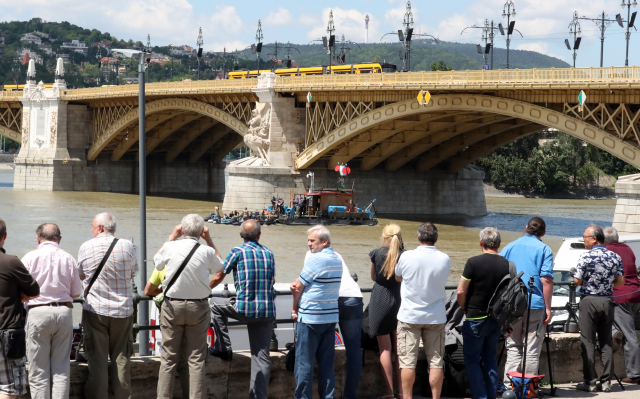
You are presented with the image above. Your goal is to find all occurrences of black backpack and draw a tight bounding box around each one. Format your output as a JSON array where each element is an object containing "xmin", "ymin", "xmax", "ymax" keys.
[{"xmin": 487, "ymin": 261, "xmax": 528, "ymax": 327}]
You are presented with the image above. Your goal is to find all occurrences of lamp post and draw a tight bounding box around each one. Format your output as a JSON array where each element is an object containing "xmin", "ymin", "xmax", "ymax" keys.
[
  {"xmin": 567, "ymin": 12, "xmax": 582, "ymax": 67},
  {"xmin": 502, "ymin": 0, "xmax": 516, "ymax": 69},
  {"xmin": 196, "ymin": 28, "xmax": 203, "ymax": 80},
  {"xmin": 619, "ymin": 0, "xmax": 638, "ymax": 66},
  {"xmin": 380, "ymin": 1, "xmax": 437, "ymax": 72},
  {"xmin": 146, "ymin": 34, "xmax": 151, "ymax": 83},
  {"xmin": 111, "ymin": 48, "xmax": 150, "ymax": 356}
]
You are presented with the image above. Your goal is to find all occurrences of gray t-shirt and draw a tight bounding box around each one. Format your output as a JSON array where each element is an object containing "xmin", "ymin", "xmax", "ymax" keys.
[{"xmin": 395, "ymin": 245, "xmax": 451, "ymax": 324}]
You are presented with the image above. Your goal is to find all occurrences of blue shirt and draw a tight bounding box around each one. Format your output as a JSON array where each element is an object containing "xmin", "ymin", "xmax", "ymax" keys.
[
  {"xmin": 575, "ymin": 245, "xmax": 623, "ymax": 296},
  {"xmin": 224, "ymin": 241, "xmax": 276, "ymax": 318},
  {"xmin": 500, "ymin": 234, "xmax": 554, "ymax": 309},
  {"xmin": 298, "ymin": 247, "xmax": 343, "ymax": 324}
]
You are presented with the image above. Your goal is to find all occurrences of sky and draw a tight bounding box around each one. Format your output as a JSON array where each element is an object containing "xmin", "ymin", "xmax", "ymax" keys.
[{"xmin": 2, "ymin": 0, "xmax": 639, "ymax": 67}]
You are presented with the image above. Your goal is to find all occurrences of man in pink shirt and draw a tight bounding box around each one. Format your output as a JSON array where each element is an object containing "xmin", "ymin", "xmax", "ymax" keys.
[{"xmin": 22, "ymin": 223, "xmax": 82, "ymax": 399}]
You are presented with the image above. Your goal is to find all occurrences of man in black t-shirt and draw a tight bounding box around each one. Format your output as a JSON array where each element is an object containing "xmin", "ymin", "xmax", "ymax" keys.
[
  {"xmin": 457, "ymin": 227, "xmax": 509, "ymax": 399},
  {"xmin": 0, "ymin": 218, "xmax": 40, "ymax": 399}
]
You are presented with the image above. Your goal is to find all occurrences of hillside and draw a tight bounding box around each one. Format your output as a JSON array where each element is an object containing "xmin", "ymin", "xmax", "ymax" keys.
[
  {"xmin": 247, "ymin": 39, "xmax": 569, "ymax": 71},
  {"xmin": 0, "ymin": 18, "xmax": 569, "ymax": 90}
]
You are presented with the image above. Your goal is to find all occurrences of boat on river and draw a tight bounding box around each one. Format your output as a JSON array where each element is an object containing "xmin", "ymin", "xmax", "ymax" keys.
[{"xmin": 276, "ymin": 189, "xmax": 378, "ymax": 226}]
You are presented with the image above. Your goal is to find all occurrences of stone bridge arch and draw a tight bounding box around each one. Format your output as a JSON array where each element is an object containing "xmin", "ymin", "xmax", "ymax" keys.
[
  {"xmin": 87, "ymin": 98, "xmax": 249, "ymax": 161},
  {"xmin": 295, "ymin": 94, "xmax": 640, "ymax": 172}
]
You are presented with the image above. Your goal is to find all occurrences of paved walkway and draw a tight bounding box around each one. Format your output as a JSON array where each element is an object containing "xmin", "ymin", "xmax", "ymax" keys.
[{"xmin": 372, "ymin": 382, "xmax": 640, "ymax": 399}]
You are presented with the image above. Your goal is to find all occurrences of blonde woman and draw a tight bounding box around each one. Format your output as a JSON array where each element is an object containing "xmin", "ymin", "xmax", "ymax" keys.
[{"xmin": 369, "ymin": 223, "xmax": 404, "ymax": 399}]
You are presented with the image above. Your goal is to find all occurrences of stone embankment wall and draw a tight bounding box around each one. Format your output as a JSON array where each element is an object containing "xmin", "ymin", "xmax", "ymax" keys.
[
  {"xmin": 614, "ymin": 173, "xmax": 640, "ymax": 233},
  {"xmin": 223, "ymin": 165, "xmax": 487, "ymax": 216},
  {"xmin": 14, "ymin": 160, "xmax": 226, "ymax": 196},
  {"xmin": 19, "ymin": 333, "xmax": 627, "ymax": 399}
]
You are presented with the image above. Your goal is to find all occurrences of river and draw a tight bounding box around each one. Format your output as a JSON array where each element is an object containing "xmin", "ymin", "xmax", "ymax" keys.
[{"xmin": 0, "ymin": 167, "xmax": 616, "ymax": 286}]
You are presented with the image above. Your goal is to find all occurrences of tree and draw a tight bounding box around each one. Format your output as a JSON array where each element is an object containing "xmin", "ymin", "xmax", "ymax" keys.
[
  {"xmin": 430, "ymin": 59, "xmax": 453, "ymax": 71},
  {"xmin": 372, "ymin": 55, "xmax": 382, "ymax": 63}
]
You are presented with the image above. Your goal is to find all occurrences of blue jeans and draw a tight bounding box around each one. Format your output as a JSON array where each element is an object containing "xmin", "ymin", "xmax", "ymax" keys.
[
  {"xmin": 338, "ymin": 297, "xmax": 364, "ymax": 399},
  {"xmin": 295, "ymin": 322, "xmax": 337, "ymax": 399},
  {"xmin": 462, "ymin": 317, "xmax": 501, "ymax": 399}
]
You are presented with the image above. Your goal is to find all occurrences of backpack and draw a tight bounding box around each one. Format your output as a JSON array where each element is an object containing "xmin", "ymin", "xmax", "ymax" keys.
[{"xmin": 487, "ymin": 261, "xmax": 528, "ymax": 327}]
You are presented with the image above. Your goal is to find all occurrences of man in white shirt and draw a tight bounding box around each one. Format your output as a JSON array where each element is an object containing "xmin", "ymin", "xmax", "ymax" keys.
[
  {"xmin": 395, "ymin": 222, "xmax": 450, "ymax": 399},
  {"xmin": 22, "ymin": 223, "xmax": 82, "ymax": 399},
  {"xmin": 150, "ymin": 214, "xmax": 223, "ymax": 399}
]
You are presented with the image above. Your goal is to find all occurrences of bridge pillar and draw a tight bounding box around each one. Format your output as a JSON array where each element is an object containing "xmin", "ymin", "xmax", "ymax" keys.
[
  {"xmin": 13, "ymin": 59, "xmax": 85, "ymax": 190},
  {"xmin": 223, "ymin": 72, "xmax": 306, "ymax": 211},
  {"xmin": 613, "ymin": 174, "xmax": 640, "ymax": 233}
]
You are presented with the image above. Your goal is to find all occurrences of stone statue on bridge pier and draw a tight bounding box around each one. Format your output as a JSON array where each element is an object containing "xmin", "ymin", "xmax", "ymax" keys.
[{"xmin": 242, "ymin": 104, "xmax": 272, "ymax": 166}]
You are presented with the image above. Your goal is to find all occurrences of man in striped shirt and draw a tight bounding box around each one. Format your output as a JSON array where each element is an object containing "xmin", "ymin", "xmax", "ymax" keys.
[
  {"xmin": 209, "ymin": 219, "xmax": 275, "ymax": 399},
  {"xmin": 290, "ymin": 225, "xmax": 342, "ymax": 399},
  {"xmin": 77, "ymin": 213, "xmax": 137, "ymax": 399}
]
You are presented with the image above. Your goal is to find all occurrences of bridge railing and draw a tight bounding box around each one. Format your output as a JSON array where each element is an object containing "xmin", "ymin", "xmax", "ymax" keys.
[
  {"xmin": 276, "ymin": 66, "xmax": 640, "ymax": 87},
  {"xmin": 61, "ymin": 79, "xmax": 258, "ymax": 99},
  {"xmin": 0, "ymin": 91, "xmax": 23, "ymax": 100}
]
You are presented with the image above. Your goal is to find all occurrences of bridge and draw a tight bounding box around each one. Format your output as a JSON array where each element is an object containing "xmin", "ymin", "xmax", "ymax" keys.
[{"xmin": 5, "ymin": 61, "xmax": 640, "ymax": 215}]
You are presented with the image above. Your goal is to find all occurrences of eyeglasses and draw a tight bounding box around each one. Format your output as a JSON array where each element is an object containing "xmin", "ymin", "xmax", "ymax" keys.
[{"xmin": 582, "ymin": 235, "xmax": 595, "ymax": 240}]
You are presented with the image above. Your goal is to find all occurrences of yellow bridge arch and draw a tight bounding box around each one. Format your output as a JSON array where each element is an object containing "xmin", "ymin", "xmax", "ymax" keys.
[
  {"xmin": 295, "ymin": 94, "xmax": 640, "ymax": 172},
  {"xmin": 87, "ymin": 98, "xmax": 248, "ymax": 161}
]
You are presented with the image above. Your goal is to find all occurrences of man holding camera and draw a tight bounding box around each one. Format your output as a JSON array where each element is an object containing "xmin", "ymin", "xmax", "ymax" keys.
[{"xmin": 574, "ymin": 224, "xmax": 625, "ymax": 392}]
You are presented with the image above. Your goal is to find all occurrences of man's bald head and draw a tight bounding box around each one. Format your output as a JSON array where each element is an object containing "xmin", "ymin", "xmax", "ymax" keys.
[
  {"xmin": 36, "ymin": 223, "xmax": 61, "ymax": 243},
  {"xmin": 240, "ymin": 219, "xmax": 261, "ymax": 242}
]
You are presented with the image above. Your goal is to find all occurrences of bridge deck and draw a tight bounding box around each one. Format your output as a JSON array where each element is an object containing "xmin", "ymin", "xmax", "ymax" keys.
[{"xmin": 53, "ymin": 66, "xmax": 640, "ymax": 101}]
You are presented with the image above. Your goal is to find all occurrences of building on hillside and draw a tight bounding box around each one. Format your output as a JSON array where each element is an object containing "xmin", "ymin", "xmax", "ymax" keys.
[
  {"xmin": 56, "ymin": 53, "xmax": 70, "ymax": 62},
  {"xmin": 149, "ymin": 57, "xmax": 167, "ymax": 65},
  {"xmin": 19, "ymin": 48, "xmax": 43, "ymax": 65},
  {"xmin": 92, "ymin": 42, "xmax": 112, "ymax": 49},
  {"xmin": 31, "ymin": 31, "xmax": 50, "ymax": 39},
  {"xmin": 170, "ymin": 45, "xmax": 195, "ymax": 57},
  {"xmin": 37, "ymin": 45, "xmax": 53, "ymax": 55},
  {"xmin": 61, "ymin": 40, "xmax": 88, "ymax": 55},
  {"xmin": 20, "ymin": 33, "xmax": 42, "ymax": 45},
  {"xmin": 118, "ymin": 66, "xmax": 126, "ymax": 75}
]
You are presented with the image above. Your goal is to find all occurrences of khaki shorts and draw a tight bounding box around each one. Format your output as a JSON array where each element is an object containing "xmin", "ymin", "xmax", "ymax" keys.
[{"xmin": 397, "ymin": 321, "xmax": 445, "ymax": 369}]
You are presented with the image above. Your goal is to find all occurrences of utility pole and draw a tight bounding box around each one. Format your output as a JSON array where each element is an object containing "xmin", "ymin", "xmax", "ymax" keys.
[
  {"xmin": 567, "ymin": 12, "xmax": 582, "ymax": 67},
  {"xmin": 502, "ymin": 0, "xmax": 516, "ymax": 69},
  {"xmin": 577, "ymin": 11, "xmax": 615, "ymax": 68},
  {"xmin": 196, "ymin": 27, "xmax": 203, "ymax": 80},
  {"xmin": 618, "ymin": 0, "xmax": 638, "ymax": 67},
  {"xmin": 365, "ymin": 14, "xmax": 369, "ymax": 44},
  {"xmin": 490, "ymin": 20, "xmax": 495, "ymax": 70}
]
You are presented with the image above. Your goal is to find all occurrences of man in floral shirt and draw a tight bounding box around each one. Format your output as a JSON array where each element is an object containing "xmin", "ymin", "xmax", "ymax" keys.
[{"xmin": 574, "ymin": 224, "xmax": 625, "ymax": 392}]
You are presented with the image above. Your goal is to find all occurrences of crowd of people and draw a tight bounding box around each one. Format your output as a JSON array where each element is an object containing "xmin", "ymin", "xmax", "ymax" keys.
[{"xmin": 0, "ymin": 214, "xmax": 639, "ymax": 399}]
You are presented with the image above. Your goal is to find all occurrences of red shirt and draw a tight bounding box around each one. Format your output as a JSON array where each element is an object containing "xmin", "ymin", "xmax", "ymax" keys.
[{"xmin": 606, "ymin": 242, "xmax": 640, "ymax": 304}]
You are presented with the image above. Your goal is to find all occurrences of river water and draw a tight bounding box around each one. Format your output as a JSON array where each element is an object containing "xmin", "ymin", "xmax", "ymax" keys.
[{"xmin": 0, "ymin": 167, "xmax": 616, "ymax": 285}]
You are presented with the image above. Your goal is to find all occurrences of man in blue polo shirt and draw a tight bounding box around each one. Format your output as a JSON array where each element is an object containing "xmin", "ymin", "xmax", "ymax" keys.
[
  {"xmin": 500, "ymin": 216, "xmax": 554, "ymax": 387},
  {"xmin": 290, "ymin": 225, "xmax": 343, "ymax": 399}
]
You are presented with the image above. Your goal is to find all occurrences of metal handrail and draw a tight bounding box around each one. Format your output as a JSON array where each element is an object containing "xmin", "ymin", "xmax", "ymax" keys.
[{"xmin": 71, "ymin": 279, "xmax": 581, "ymax": 341}]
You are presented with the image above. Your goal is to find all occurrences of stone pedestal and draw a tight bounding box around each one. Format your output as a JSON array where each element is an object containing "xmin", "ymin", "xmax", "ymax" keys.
[{"xmin": 613, "ymin": 173, "xmax": 640, "ymax": 233}]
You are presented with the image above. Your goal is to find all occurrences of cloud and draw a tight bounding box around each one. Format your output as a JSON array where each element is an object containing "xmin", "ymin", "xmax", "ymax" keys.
[
  {"xmin": 263, "ymin": 7, "xmax": 294, "ymax": 27},
  {"xmin": 306, "ymin": 7, "xmax": 379, "ymax": 44}
]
